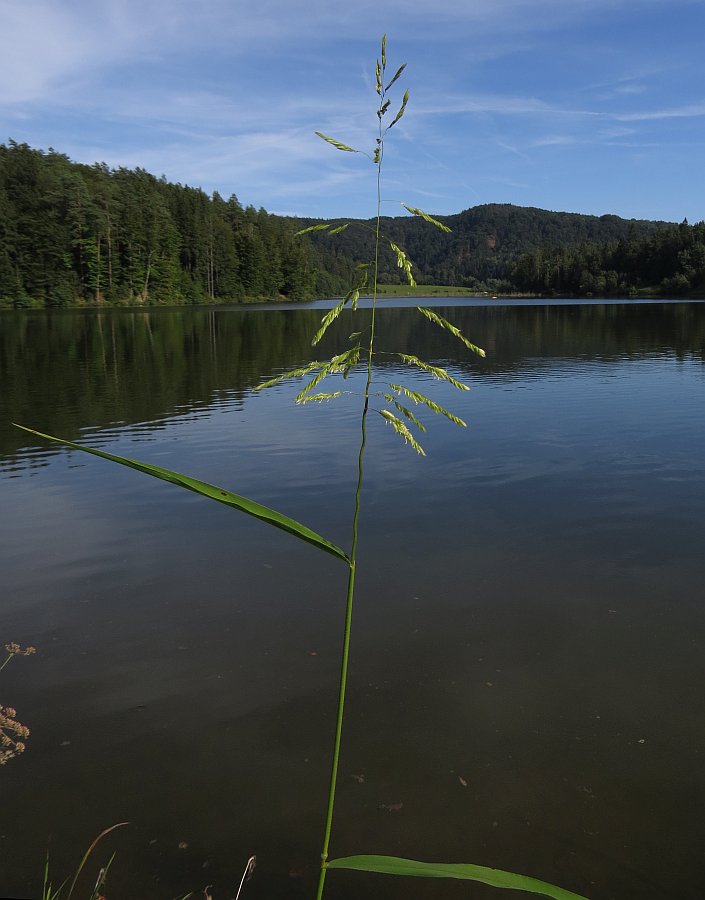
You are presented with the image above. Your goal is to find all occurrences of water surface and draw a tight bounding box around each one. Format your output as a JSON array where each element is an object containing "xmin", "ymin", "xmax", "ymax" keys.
[{"xmin": 1, "ymin": 300, "xmax": 704, "ymax": 900}]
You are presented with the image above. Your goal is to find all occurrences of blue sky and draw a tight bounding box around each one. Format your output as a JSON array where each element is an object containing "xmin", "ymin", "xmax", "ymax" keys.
[{"xmin": 1, "ymin": 0, "xmax": 704, "ymax": 223}]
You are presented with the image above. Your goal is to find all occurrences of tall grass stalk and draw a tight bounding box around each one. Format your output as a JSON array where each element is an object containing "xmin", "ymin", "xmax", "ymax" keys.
[{"xmin": 15, "ymin": 36, "xmax": 591, "ymax": 900}]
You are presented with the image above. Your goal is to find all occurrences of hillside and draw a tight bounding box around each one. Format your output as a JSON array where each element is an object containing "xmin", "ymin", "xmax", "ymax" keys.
[{"xmin": 290, "ymin": 204, "xmax": 672, "ymax": 292}]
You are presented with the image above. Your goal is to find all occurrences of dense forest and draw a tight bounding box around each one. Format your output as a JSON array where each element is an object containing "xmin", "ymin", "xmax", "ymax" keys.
[
  {"xmin": 509, "ymin": 221, "xmax": 705, "ymax": 296},
  {"xmin": 0, "ymin": 141, "xmax": 326, "ymax": 307},
  {"xmin": 1, "ymin": 140, "xmax": 704, "ymax": 307}
]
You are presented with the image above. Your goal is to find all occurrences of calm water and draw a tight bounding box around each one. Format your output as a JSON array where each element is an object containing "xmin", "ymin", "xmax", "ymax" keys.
[{"xmin": 1, "ymin": 299, "xmax": 705, "ymax": 900}]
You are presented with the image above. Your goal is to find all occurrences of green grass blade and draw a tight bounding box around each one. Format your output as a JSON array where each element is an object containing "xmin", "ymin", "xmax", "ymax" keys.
[
  {"xmin": 326, "ymin": 856, "xmax": 591, "ymax": 900},
  {"xmin": 416, "ymin": 306, "xmax": 486, "ymax": 356},
  {"xmin": 14, "ymin": 425, "xmax": 349, "ymax": 564}
]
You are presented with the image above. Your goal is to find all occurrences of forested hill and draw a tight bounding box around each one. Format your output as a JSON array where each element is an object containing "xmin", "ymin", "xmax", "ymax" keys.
[
  {"xmin": 0, "ymin": 141, "xmax": 323, "ymax": 308},
  {"xmin": 2, "ymin": 140, "xmax": 699, "ymax": 308},
  {"xmin": 290, "ymin": 204, "xmax": 672, "ymax": 292}
]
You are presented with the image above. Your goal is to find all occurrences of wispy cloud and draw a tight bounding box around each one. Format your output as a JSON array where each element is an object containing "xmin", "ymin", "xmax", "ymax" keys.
[{"xmin": 614, "ymin": 102, "xmax": 705, "ymax": 121}]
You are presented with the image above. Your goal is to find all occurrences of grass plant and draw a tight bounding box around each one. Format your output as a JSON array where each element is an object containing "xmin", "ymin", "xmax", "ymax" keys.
[{"xmin": 15, "ymin": 36, "xmax": 591, "ymax": 900}]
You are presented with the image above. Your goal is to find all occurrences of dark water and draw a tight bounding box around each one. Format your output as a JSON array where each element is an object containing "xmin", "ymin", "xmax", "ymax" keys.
[{"xmin": 1, "ymin": 299, "xmax": 705, "ymax": 900}]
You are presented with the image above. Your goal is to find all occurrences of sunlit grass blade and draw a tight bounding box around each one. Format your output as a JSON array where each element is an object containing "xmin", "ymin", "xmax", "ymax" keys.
[
  {"xmin": 416, "ymin": 306, "xmax": 486, "ymax": 356},
  {"xmin": 326, "ymin": 856, "xmax": 591, "ymax": 900},
  {"xmin": 388, "ymin": 383, "xmax": 467, "ymax": 426},
  {"xmin": 378, "ymin": 410, "xmax": 426, "ymax": 455},
  {"xmin": 315, "ymin": 132, "xmax": 358, "ymax": 153},
  {"xmin": 397, "ymin": 354, "xmax": 470, "ymax": 391},
  {"xmin": 13, "ymin": 425, "xmax": 349, "ymax": 564},
  {"xmin": 401, "ymin": 204, "xmax": 451, "ymax": 233},
  {"xmin": 328, "ymin": 223, "xmax": 350, "ymax": 235},
  {"xmin": 383, "ymin": 394, "xmax": 426, "ymax": 431},
  {"xmin": 389, "ymin": 241, "xmax": 416, "ymax": 286}
]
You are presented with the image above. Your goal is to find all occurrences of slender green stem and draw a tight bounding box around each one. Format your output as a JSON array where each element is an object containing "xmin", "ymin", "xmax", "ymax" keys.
[{"xmin": 315, "ymin": 80, "xmax": 386, "ymax": 900}]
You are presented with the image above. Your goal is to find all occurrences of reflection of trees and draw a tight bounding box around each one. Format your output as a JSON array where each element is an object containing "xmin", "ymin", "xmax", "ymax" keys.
[{"xmin": 3, "ymin": 302, "xmax": 704, "ymax": 461}]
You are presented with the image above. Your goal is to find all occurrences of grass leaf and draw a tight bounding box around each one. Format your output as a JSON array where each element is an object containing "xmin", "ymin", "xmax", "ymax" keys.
[
  {"xmin": 378, "ymin": 410, "xmax": 426, "ymax": 455},
  {"xmin": 315, "ymin": 132, "xmax": 358, "ymax": 153},
  {"xmin": 66, "ymin": 823, "xmax": 129, "ymax": 900},
  {"xmin": 416, "ymin": 306, "xmax": 486, "ymax": 356},
  {"xmin": 326, "ymin": 856, "xmax": 591, "ymax": 900},
  {"xmin": 397, "ymin": 354, "xmax": 470, "ymax": 392},
  {"xmin": 328, "ymin": 223, "xmax": 350, "ymax": 235},
  {"xmin": 13, "ymin": 425, "xmax": 349, "ymax": 564},
  {"xmin": 401, "ymin": 204, "xmax": 451, "ymax": 233}
]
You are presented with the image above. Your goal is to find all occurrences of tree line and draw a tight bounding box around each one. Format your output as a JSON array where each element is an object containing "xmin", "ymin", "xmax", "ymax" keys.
[
  {"xmin": 0, "ymin": 141, "xmax": 338, "ymax": 308},
  {"xmin": 509, "ymin": 221, "xmax": 705, "ymax": 296},
  {"xmin": 2, "ymin": 140, "xmax": 703, "ymax": 306}
]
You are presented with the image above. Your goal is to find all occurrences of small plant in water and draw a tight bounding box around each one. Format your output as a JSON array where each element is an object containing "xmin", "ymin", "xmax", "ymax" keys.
[{"xmin": 16, "ymin": 37, "xmax": 590, "ymax": 900}]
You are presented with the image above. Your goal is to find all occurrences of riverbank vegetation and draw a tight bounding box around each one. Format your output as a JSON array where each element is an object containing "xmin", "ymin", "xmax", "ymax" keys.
[{"xmin": 3, "ymin": 140, "xmax": 704, "ymax": 309}]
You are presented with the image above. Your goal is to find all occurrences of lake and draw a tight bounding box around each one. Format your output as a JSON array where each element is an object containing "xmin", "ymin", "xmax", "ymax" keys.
[{"xmin": 1, "ymin": 299, "xmax": 705, "ymax": 900}]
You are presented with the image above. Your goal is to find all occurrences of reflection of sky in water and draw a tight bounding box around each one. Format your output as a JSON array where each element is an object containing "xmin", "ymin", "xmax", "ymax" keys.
[{"xmin": 1, "ymin": 302, "xmax": 705, "ymax": 900}]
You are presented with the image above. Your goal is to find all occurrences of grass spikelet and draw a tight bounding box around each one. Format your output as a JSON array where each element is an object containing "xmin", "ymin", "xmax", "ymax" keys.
[
  {"xmin": 389, "ymin": 89, "xmax": 409, "ymax": 128},
  {"xmin": 416, "ymin": 307, "xmax": 486, "ymax": 356},
  {"xmin": 388, "ymin": 383, "xmax": 467, "ymax": 426},
  {"xmin": 254, "ymin": 361, "xmax": 323, "ymax": 391},
  {"xmin": 397, "ymin": 354, "xmax": 470, "ymax": 391},
  {"xmin": 389, "ymin": 242, "xmax": 416, "ymax": 286},
  {"xmin": 295, "ymin": 347, "xmax": 361, "ymax": 402},
  {"xmin": 401, "ymin": 205, "xmax": 451, "ymax": 233},
  {"xmin": 378, "ymin": 409, "xmax": 426, "ymax": 455},
  {"xmin": 295, "ymin": 223, "xmax": 332, "ymax": 236},
  {"xmin": 383, "ymin": 394, "xmax": 426, "ymax": 431},
  {"xmin": 315, "ymin": 132, "xmax": 358, "ymax": 153},
  {"xmin": 296, "ymin": 392, "xmax": 344, "ymax": 404},
  {"xmin": 313, "ymin": 299, "xmax": 346, "ymax": 346},
  {"xmin": 385, "ymin": 63, "xmax": 406, "ymax": 91}
]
